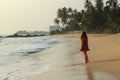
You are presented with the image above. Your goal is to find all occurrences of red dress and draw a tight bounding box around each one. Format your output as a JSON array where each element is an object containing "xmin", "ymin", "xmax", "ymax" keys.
[{"xmin": 80, "ymin": 38, "xmax": 89, "ymax": 52}]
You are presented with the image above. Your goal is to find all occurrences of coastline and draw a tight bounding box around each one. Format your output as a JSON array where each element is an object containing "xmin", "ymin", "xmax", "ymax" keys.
[
  {"xmin": 0, "ymin": 36, "xmax": 67, "ymax": 80},
  {"xmin": 29, "ymin": 33, "xmax": 120, "ymax": 80}
]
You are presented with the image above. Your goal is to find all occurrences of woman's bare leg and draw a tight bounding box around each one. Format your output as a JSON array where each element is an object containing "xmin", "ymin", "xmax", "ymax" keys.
[{"xmin": 84, "ymin": 51, "xmax": 89, "ymax": 63}]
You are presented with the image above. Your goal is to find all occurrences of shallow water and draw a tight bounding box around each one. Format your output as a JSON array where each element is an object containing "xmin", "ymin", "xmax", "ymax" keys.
[
  {"xmin": 0, "ymin": 36, "xmax": 67, "ymax": 80},
  {"xmin": 0, "ymin": 54, "xmax": 50, "ymax": 80}
]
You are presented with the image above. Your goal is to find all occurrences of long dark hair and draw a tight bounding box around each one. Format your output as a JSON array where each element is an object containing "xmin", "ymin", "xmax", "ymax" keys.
[{"xmin": 81, "ymin": 31, "xmax": 88, "ymax": 39}]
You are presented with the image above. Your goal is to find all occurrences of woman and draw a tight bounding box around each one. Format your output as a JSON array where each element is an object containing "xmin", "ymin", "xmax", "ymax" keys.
[{"xmin": 80, "ymin": 31, "xmax": 89, "ymax": 63}]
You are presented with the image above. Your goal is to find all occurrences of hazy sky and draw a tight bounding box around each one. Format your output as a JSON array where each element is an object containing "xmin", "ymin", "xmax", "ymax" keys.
[
  {"xmin": 0, "ymin": 0, "xmax": 85, "ymax": 35},
  {"xmin": 0, "ymin": 0, "xmax": 120, "ymax": 35}
]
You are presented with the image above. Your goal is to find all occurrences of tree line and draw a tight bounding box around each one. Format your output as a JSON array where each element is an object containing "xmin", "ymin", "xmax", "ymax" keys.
[{"xmin": 54, "ymin": 0, "xmax": 120, "ymax": 33}]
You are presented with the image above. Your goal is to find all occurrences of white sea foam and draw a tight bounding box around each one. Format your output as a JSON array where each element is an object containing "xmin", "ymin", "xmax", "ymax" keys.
[{"xmin": 0, "ymin": 36, "xmax": 67, "ymax": 80}]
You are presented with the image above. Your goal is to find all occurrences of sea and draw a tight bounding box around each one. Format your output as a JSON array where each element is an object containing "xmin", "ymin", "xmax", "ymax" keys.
[{"xmin": 0, "ymin": 36, "xmax": 67, "ymax": 80}]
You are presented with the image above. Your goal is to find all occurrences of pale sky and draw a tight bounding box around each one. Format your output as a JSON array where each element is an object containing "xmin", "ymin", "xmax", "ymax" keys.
[
  {"xmin": 0, "ymin": 0, "xmax": 85, "ymax": 35},
  {"xmin": 0, "ymin": 0, "xmax": 119, "ymax": 35}
]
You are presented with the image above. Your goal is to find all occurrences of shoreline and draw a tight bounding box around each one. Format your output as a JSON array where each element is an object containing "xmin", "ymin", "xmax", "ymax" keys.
[
  {"xmin": 0, "ymin": 36, "xmax": 69, "ymax": 80},
  {"xmin": 29, "ymin": 33, "xmax": 120, "ymax": 80}
]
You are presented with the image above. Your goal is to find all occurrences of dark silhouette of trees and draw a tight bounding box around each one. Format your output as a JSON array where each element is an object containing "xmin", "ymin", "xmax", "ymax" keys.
[
  {"xmin": 57, "ymin": 7, "xmax": 68, "ymax": 28},
  {"xmin": 54, "ymin": 18, "xmax": 60, "ymax": 26},
  {"xmin": 54, "ymin": 0, "xmax": 120, "ymax": 33}
]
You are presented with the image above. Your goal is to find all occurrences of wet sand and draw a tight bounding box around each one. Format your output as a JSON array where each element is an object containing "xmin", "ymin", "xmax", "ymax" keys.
[{"xmin": 29, "ymin": 33, "xmax": 120, "ymax": 80}]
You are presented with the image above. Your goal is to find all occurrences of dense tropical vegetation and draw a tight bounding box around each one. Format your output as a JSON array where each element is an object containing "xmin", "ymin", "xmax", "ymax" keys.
[{"xmin": 54, "ymin": 0, "xmax": 120, "ymax": 33}]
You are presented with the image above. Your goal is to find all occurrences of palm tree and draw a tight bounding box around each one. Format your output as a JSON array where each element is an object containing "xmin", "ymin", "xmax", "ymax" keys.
[
  {"xmin": 82, "ymin": 0, "xmax": 96, "ymax": 31},
  {"xmin": 106, "ymin": 0, "xmax": 118, "ymax": 9},
  {"xmin": 57, "ymin": 7, "xmax": 68, "ymax": 28},
  {"xmin": 67, "ymin": 7, "xmax": 73, "ymax": 21},
  {"xmin": 105, "ymin": 0, "xmax": 120, "ymax": 33},
  {"xmin": 95, "ymin": 0, "xmax": 104, "ymax": 12},
  {"xmin": 94, "ymin": 0, "xmax": 105, "ymax": 32},
  {"xmin": 84, "ymin": 0, "xmax": 93, "ymax": 12},
  {"xmin": 54, "ymin": 18, "xmax": 60, "ymax": 26},
  {"xmin": 68, "ymin": 7, "xmax": 72, "ymax": 13}
]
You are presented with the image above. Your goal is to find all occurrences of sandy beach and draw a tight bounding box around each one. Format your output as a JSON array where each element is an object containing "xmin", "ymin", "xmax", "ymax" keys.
[
  {"xmin": 88, "ymin": 33, "xmax": 120, "ymax": 78},
  {"xmin": 29, "ymin": 33, "xmax": 120, "ymax": 80}
]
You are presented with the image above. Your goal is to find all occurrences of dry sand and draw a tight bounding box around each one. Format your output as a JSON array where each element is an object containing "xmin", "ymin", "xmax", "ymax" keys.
[
  {"xmin": 30, "ymin": 33, "xmax": 120, "ymax": 80},
  {"xmin": 88, "ymin": 33, "xmax": 120, "ymax": 78}
]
